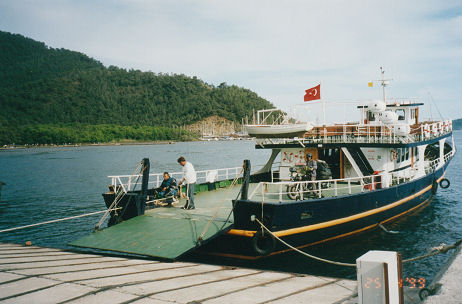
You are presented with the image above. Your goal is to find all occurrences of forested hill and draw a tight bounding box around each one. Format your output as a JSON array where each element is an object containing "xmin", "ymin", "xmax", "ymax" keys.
[
  {"xmin": 452, "ymin": 118, "xmax": 462, "ymax": 130},
  {"xmin": 0, "ymin": 31, "xmax": 273, "ymax": 144}
]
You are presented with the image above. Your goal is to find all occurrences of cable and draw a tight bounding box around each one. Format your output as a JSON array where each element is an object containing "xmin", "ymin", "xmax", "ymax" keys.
[
  {"xmin": 0, "ymin": 208, "xmax": 121, "ymax": 233},
  {"xmin": 254, "ymin": 218, "xmax": 462, "ymax": 267},
  {"xmin": 254, "ymin": 218, "xmax": 356, "ymax": 267}
]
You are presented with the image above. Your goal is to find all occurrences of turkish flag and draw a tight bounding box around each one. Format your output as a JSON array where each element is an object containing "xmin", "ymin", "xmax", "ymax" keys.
[{"xmin": 304, "ymin": 84, "xmax": 321, "ymax": 102}]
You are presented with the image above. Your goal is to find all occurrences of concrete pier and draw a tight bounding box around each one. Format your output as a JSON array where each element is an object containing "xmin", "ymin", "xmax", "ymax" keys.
[
  {"xmin": 0, "ymin": 243, "xmax": 357, "ymax": 303},
  {"xmin": 424, "ymin": 244, "xmax": 462, "ymax": 303}
]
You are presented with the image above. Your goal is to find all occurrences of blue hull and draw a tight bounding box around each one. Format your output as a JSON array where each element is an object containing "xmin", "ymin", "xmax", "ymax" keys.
[{"xmin": 201, "ymin": 161, "xmax": 450, "ymax": 259}]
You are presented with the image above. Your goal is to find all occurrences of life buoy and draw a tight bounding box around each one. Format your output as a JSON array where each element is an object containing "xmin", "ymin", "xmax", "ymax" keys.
[
  {"xmin": 424, "ymin": 124, "xmax": 430, "ymax": 139},
  {"xmin": 438, "ymin": 122, "xmax": 444, "ymax": 134},
  {"xmin": 251, "ymin": 230, "xmax": 276, "ymax": 256},
  {"xmin": 431, "ymin": 180, "xmax": 438, "ymax": 195},
  {"xmin": 439, "ymin": 178, "xmax": 450, "ymax": 189},
  {"xmin": 432, "ymin": 123, "xmax": 438, "ymax": 136}
]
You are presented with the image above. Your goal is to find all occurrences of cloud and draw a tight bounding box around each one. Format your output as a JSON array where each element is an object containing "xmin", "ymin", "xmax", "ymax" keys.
[{"xmin": 1, "ymin": 0, "xmax": 461, "ymax": 120}]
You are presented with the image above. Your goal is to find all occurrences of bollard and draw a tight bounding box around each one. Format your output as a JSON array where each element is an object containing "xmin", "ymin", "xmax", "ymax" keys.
[{"xmin": 356, "ymin": 250, "xmax": 403, "ymax": 304}]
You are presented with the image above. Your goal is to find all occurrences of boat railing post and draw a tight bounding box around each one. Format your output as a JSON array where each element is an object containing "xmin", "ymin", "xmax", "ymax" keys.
[
  {"xmin": 343, "ymin": 125, "xmax": 346, "ymax": 142},
  {"xmin": 261, "ymin": 182, "xmax": 265, "ymax": 202},
  {"xmin": 300, "ymin": 182, "xmax": 304, "ymax": 200},
  {"xmin": 111, "ymin": 177, "xmax": 116, "ymax": 188},
  {"xmin": 372, "ymin": 176, "xmax": 375, "ymax": 190},
  {"xmin": 156, "ymin": 174, "xmax": 160, "ymax": 188},
  {"xmin": 318, "ymin": 181, "xmax": 322, "ymax": 198},
  {"xmin": 279, "ymin": 183, "xmax": 282, "ymax": 202},
  {"xmin": 360, "ymin": 178, "xmax": 364, "ymax": 192},
  {"xmin": 334, "ymin": 180, "xmax": 338, "ymax": 196},
  {"xmin": 128, "ymin": 176, "xmax": 131, "ymax": 192},
  {"xmin": 118, "ymin": 177, "xmax": 127, "ymax": 193},
  {"xmin": 137, "ymin": 158, "xmax": 150, "ymax": 216},
  {"xmin": 226, "ymin": 168, "xmax": 229, "ymax": 180},
  {"xmin": 348, "ymin": 179, "xmax": 352, "ymax": 194},
  {"xmin": 241, "ymin": 160, "xmax": 251, "ymax": 200}
]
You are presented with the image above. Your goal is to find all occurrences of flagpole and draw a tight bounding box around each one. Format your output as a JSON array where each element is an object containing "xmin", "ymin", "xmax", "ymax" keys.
[
  {"xmin": 321, "ymin": 82, "xmax": 327, "ymax": 141},
  {"xmin": 321, "ymin": 81, "xmax": 326, "ymax": 126}
]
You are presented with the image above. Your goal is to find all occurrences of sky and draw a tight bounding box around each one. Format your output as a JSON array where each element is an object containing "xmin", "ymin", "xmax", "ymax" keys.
[{"xmin": 1, "ymin": 0, "xmax": 461, "ymax": 123}]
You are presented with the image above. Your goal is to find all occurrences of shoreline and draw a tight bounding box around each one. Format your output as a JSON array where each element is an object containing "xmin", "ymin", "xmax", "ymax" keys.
[
  {"xmin": 0, "ymin": 137, "xmax": 251, "ymax": 151},
  {"xmin": 0, "ymin": 140, "xmax": 179, "ymax": 150}
]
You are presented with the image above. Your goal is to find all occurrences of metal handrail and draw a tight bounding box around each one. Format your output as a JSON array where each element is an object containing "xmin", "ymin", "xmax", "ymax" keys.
[
  {"xmin": 109, "ymin": 166, "xmax": 242, "ymax": 192},
  {"xmin": 249, "ymin": 149, "xmax": 454, "ymax": 202},
  {"xmin": 249, "ymin": 173, "xmax": 384, "ymax": 201},
  {"xmin": 256, "ymin": 119, "xmax": 452, "ymax": 146},
  {"xmin": 425, "ymin": 150, "xmax": 454, "ymax": 173}
]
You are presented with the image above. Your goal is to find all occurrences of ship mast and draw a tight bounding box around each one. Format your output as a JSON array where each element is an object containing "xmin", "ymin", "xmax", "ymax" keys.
[{"xmin": 379, "ymin": 67, "xmax": 392, "ymax": 103}]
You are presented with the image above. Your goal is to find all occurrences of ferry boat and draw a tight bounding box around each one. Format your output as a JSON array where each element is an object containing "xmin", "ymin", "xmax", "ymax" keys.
[{"xmin": 72, "ymin": 74, "xmax": 455, "ymax": 260}]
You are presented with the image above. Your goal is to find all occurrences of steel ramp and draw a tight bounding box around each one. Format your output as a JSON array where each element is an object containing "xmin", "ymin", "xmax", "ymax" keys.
[{"xmin": 69, "ymin": 209, "xmax": 233, "ymax": 260}]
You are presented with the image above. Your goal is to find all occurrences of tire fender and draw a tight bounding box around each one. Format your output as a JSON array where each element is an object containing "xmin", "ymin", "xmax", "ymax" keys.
[
  {"xmin": 251, "ymin": 230, "xmax": 276, "ymax": 256},
  {"xmin": 439, "ymin": 178, "xmax": 450, "ymax": 189}
]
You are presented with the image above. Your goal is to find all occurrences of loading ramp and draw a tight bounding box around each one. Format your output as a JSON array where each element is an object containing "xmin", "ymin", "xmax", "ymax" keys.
[{"xmin": 70, "ymin": 208, "xmax": 233, "ymax": 260}]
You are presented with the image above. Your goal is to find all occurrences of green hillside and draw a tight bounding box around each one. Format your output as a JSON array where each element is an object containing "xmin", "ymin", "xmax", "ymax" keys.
[
  {"xmin": 0, "ymin": 31, "xmax": 273, "ymax": 145},
  {"xmin": 453, "ymin": 118, "xmax": 462, "ymax": 130}
]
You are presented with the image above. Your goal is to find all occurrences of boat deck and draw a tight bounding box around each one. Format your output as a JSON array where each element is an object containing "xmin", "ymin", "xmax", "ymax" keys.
[
  {"xmin": 0, "ymin": 243, "xmax": 357, "ymax": 304},
  {"xmin": 70, "ymin": 186, "xmax": 242, "ymax": 259},
  {"xmin": 71, "ymin": 181, "xmax": 365, "ymax": 259}
]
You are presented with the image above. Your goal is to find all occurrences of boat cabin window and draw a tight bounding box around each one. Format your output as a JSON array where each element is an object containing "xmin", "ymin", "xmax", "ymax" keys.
[
  {"xmin": 396, "ymin": 109, "xmax": 405, "ymax": 121},
  {"xmin": 397, "ymin": 148, "xmax": 410, "ymax": 163},
  {"xmin": 366, "ymin": 111, "xmax": 376, "ymax": 122}
]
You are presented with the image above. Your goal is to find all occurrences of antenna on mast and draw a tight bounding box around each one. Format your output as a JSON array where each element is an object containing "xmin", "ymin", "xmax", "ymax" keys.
[{"xmin": 379, "ymin": 67, "xmax": 393, "ymax": 103}]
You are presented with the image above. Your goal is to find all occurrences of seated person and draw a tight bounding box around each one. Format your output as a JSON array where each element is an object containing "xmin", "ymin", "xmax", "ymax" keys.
[{"xmin": 155, "ymin": 172, "xmax": 178, "ymax": 204}]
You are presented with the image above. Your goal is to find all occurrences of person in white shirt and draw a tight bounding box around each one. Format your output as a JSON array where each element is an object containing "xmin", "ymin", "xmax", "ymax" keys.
[{"xmin": 177, "ymin": 156, "xmax": 197, "ymax": 210}]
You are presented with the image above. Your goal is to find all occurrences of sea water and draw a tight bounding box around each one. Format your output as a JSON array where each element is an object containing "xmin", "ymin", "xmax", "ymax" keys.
[{"xmin": 0, "ymin": 132, "xmax": 461, "ymax": 283}]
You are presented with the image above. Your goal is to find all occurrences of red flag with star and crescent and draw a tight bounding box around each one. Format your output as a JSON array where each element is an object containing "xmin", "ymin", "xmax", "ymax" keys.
[{"xmin": 304, "ymin": 84, "xmax": 321, "ymax": 102}]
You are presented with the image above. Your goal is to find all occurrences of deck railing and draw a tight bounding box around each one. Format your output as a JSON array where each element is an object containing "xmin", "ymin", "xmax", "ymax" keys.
[
  {"xmin": 248, "ymin": 173, "xmax": 388, "ymax": 202},
  {"xmin": 109, "ymin": 166, "xmax": 242, "ymax": 193},
  {"xmin": 425, "ymin": 150, "xmax": 455, "ymax": 174},
  {"xmin": 249, "ymin": 149, "xmax": 454, "ymax": 202},
  {"xmin": 256, "ymin": 119, "xmax": 453, "ymax": 146}
]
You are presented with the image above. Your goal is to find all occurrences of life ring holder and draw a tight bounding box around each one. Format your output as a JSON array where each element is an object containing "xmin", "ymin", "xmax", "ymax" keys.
[
  {"xmin": 390, "ymin": 149, "xmax": 398, "ymax": 161},
  {"xmin": 439, "ymin": 178, "xmax": 450, "ymax": 189},
  {"xmin": 251, "ymin": 230, "xmax": 276, "ymax": 256},
  {"xmin": 282, "ymin": 151, "xmax": 294, "ymax": 163}
]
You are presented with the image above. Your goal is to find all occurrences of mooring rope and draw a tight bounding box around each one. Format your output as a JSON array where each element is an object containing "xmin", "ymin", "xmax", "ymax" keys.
[
  {"xmin": 402, "ymin": 240, "xmax": 462, "ymax": 263},
  {"xmin": 254, "ymin": 218, "xmax": 356, "ymax": 267},
  {"xmin": 254, "ymin": 218, "xmax": 462, "ymax": 267},
  {"xmin": 0, "ymin": 208, "xmax": 121, "ymax": 233}
]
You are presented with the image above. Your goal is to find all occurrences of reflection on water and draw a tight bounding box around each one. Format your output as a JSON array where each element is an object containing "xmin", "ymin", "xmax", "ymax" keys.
[{"xmin": 0, "ymin": 133, "xmax": 461, "ymax": 282}]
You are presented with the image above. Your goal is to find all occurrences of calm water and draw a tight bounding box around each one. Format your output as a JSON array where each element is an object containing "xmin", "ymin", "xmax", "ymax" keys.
[{"xmin": 1, "ymin": 134, "xmax": 461, "ymax": 283}]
